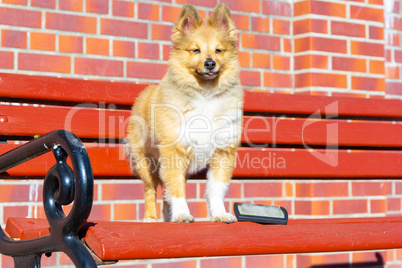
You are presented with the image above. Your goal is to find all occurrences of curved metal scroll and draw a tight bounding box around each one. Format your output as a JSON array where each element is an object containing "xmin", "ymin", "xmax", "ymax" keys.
[{"xmin": 0, "ymin": 130, "xmax": 96, "ymax": 268}]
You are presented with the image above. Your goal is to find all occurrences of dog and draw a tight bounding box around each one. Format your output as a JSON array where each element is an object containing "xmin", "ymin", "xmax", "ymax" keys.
[{"xmin": 126, "ymin": 3, "xmax": 243, "ymax": 223}]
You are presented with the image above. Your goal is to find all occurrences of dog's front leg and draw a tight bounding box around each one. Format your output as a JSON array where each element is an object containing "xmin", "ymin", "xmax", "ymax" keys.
[
  {"xmin": 206, "ymin": 147, "xmax": 237, "ymax": 223},
  {"xmin": 159, "ymin": 146, "xmax": 194, "ymax": 223}
]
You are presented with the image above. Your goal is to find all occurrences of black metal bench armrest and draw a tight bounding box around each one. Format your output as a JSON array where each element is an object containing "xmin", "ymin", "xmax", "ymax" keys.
[{"xmin": 0, "ymin": 130, "xmax": 96, "ymax": 268}]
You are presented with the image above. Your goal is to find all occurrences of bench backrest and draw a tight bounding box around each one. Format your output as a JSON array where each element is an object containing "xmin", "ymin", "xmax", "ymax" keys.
[{"xmin": 0, "ymin": 73, "xmax": 401, "ymax": 179}]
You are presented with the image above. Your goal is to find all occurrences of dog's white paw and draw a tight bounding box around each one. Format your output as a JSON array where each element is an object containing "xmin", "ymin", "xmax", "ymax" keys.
[
  {"xmin": 212, "ymin": 213, "xmax": 237, "ymax": 223},
  {"xmin": 143, "ymin": 218, "xmax": 158, "ymax": 223},
  {"xmin": 172, "ymin": 213, "xmax": 195, "ymax": 223}
]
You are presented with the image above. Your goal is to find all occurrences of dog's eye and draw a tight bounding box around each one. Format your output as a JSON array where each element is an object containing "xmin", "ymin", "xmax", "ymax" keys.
[
  {"xmin": 193, "ymin": 49, "xmax": 201, "ymax": 54},
  {"xmin": 215, "ymin": 49, "xmax": 222, "ymax": 54}
]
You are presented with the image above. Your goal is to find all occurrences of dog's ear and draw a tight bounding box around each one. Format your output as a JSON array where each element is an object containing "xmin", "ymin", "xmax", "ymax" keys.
[
  {"xmin": 172, "ymin": 4, "xmax": 203, "ymax": 41},
  {"xmin": 208, "ymin": 3, "xmax": 237, "ymax": 40}
]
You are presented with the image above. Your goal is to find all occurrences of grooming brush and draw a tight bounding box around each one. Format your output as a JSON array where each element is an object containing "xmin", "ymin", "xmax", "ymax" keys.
[{"xmin": 234, "ymin": 202, "xmax": 288, "ymax": 225}]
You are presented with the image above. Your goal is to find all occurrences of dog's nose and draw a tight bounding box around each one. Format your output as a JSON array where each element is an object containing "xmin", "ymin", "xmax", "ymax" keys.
[{"xmin": 204, "ymin": 59, "xmax": 216, "ymax": 70}]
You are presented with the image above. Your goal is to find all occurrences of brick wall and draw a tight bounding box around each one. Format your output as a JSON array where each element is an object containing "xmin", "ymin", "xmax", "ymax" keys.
[{"xmin": 1, "ymin": 0, "xmax": 402, "ymax": 267}]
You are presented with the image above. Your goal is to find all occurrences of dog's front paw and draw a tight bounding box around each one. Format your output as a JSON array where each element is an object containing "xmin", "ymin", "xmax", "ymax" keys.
[
  {"xmin": 143, "ymin": 217, "xmax": 158, "ymax": 223},
  {"xmin": 173, "ymin": 213, "xmax": 195, "ymax": 223},
  {"xmin": 212, "ymin": 213, "xmax": 237, "ymax": 223}
]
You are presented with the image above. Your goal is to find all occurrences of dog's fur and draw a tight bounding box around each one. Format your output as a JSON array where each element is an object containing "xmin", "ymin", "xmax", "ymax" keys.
[{"xmin": 126, "ymin": 3, "xmax": 243, "ymax": 223}]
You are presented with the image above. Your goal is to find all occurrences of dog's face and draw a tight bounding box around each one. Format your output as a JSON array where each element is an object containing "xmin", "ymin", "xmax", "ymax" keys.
[{"xmin": 170, "ymin": 4, "xmax": 238, "ymax": 83}]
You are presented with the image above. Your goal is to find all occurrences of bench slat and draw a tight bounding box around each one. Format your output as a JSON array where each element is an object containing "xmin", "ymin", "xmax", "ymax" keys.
[
  {"xmin": 2, "ymin": 104, "xmax": 402, "ymax": 147},
  {"xmin": 6, "ymin": 217, "xmax": 402, "ymax": 260},
  {"xmin": 244, "ymin": 90, "xmax": 402, "ymax": 118},
  {"xmin": 1, "ymin": 73, "xmax": 401, "ymax": 117},
  {"xmin": 1, "ymin": 145, "xmax": 401, "ymax": 177}
]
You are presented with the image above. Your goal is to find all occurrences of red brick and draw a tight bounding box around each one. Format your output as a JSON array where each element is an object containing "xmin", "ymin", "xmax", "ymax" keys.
[
  {"xmin": 312, "ymin": 37, "xmax": 347, "ymax": 53},
  {"xmin": 351, "ymin": 41, "xmax": 384, "ymax": 57},
  {"xmin": 387, "ymin": 82, "xmax": 402, "ymax": 95},
  {"xmin": 113, "ymin": 203, "xmax": 137, "ymax": 221},
  {"xmin": 201, "ymin": 257, "xmax": 242, "ymax": 268},
  {"xmin": 284, "ymin": 38, "xmax": 292, "ymax": 53},
  {"xmin": 86, "ymin": 0, "xmax": 108, "ymax": 14},
  {"xmin": 295, "ymin": 200, "xmax": 330, "ymax": 215},
  {"xmin": 187, "ymin": 201, "xmax": 208, "ymax": 218},
  {"xmin": 1, "ymin": 29, "xmax": 26, "ymax": 48},
  {"xmin": 387, "ymin": 198, "xmax": 401, "ymax": 212},
  {"xmin": 350, "ymin": 5, "xmax": 384, "ymax": 22},
  {"xmin": 185, "ymin": 183, "xmax": 197, "ymax": 199},
  {"xmin": 46, "ymin": 13, "xmax": 96, "ymax": 34},
  {"xmin": 19, "ymin": 53, "xmax": 71, "ymax": 73},
  {"xmin": 75, "ymin": 58, "xmax": 123, "ymax": 77},
  {"xmin": 386, "ymin": 65, "xmax": 400, "ymax": 79},
  {"xmin": 31, "ymin": 0, "xmax": 55, "ymax": 8},
  {"xmin": 175, "ymin": 0, "xmax": 217, "ymax": 7},
  {"xmin": 86, "ymin": 37, "xmax": 109, "ymax": 56},
  {"xmin": 352, "ymin": 76, "xmax": 385, "ymax": 91},
  {"xmin": 232, "ymin": 14, "xmax": 249, "ymax": 31},
  {"xmin": 0, "ymin": 51, "xmax": 14, "ymax": 69},
  {"xmin": 294, "ymin": 18, "xmax": 327, "ymax": 35},
  {"xmin": 246, "ymin": 255, "xmax": 284, "ymax": 268},
  {"xmin": 386, "ymin": 33, "xmax": 400, "ymax": 47},
  {"xmin": 252, "ymin": 53, "xmax": 270, "ymax": 69},
  {"xmin": 352, "ymin": 251, "xmax": 386, "ymax": 265},
  {"xmin": 152, "ymin": 23, "xmax": 173, "ymax": 41},
  {"xmin": 154, "ymin": 260, "xmax": 197, "ymax": 268},
  {"xmin": 226, "ymin": 0, "xmax": 259, "ymax": 13},
  {"xmin": 0, "ymin": 185, "xmax": 30, "ymax": 202},
  {"xmin": 294, "ymin": 54, "xmax": 328, "ymax": 70},
  {"xmin": 88, "ymin": 204, "xmax": 111, "ymax": 221},
  {"xmin": 127, "ymin": 61, "xmax": 167, "ymax": 80},
  {"xmin": 262, "ymin": 0, "xmax": 291, "ymax": 17},
  {"xmin": 333, "ymin": 199, "xmax": 368, "ymax": 214},
  {"xmin": 295, "ymin": 37, "xmax": 347, "ymax": 53},
  {"xmin": 273, "ymin": 19, "xmax": 290, "ymax": 35},
  {"xmin": 244, "ymin": 182, "xmax": 282, "ymax": 198},
  {"xmin": 395, "ymin": 50, "xmax": 402, "ymax": 63},
  {"xmin": 225, "ymin": 182, "xmax": 242, "ymax": 198},
  {"xmin": 113, "ymin": 40, "xmax": 135, "ymax": 58},
  {"xmin": 101, "ymin": 183, "xmax": 143, "ymax": 200},
  {"xmin": 2, "ymin": 0, "xmax": 27, "ymax": 5},
  {"xmin": 59, "ymin": 0, "xmax": 83, "ymax": 12},
  {"xmin": 242, "ymin": 33, "xmax": 280, "ymax": 51},
  {"xmin": 331, "ymin": 21, "xmax": 365, "ymax": 38},
  {"xmin": 252, "ymin": 17, "xmax": 270, "ymax": 33},
  {"xmin": 101, "ymin": 18, "xmax": 147, "ymax": 38},
  {"xmin": 0, "ymin": 7, "xmax": 41, "ymax": 28},
  {"xmin": 296, "ymin": 182, "xmax": 348, "ymax": 198},
  {"xmin": 352, "ymin": 182, "xmax": 386, "ymax": 196},
  {"xmin": 138, "ymin": 42, "xmax": 159, "ymax": 60},
  {"xmin": 113, "ymin": 0, "xmax": 134, "ymax": 17},
  {"xmin": 295, "ymin": 73, "xmax": 347, "ymax": 88},
  {"xmin": 297, "ymin": 253, "xmax": 349, "ymax": 267},
  {"xmin": 370, "ymin": 199, "xmax": 386, "ymax": 213},
  {"xmin": 3, "ymin": 206, "xmax": 29, "ymax": 222},
  {"xmin": 264, "ymin": 72, "xmax": 292, "ymax": 88},
  {"xmin": 59, "ymin": 35, "xmax": 83, "ymax": 53},
  {"xmin": 163, "ymin": 44, "xmax": 172, "ymax": 61},
  {"xmin": 31, "ymin": 32, "xmax": 56, "ymax": 51},
  {"xmin": 138, "ymin": 3, "xmax": 159, "ymax": 21},
  {"xmin": 369, "ymin": 26, "xmax": 384, "ymax": 40},
  {"xmin": 273, "ymin": 55, "xmax": 290, "ymax": 70},
  {"xmin": 295, "ymin": 0, "xmax": 346, "ymax": 17},
  {"xmin": 162, "ymin": 5, "xmax": 182, "ymax": 22},
  {"xmin": 370, "ymin": 60, "xmax": 385, "ymax": 75},
  {"xmin": 240, "ymin": 70, "xmax": 261, "ymax": 87},
  {"xmin": 332, "ymin": 57, "xmax": 367, "ymax": 73}
]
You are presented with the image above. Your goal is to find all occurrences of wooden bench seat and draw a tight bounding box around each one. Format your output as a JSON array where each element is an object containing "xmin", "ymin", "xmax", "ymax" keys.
[
  {"xmin": 0, "ymin": 73, "xmax": 401, "ymax": 267},
  {"xmin": 6, "ymin": 217, "xmax": 402, "ymax": 261}
]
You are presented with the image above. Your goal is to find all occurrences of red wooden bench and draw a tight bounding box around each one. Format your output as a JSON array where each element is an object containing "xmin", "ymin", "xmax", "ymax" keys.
[{"xmin": 0, "ymin": 73, "xmax": 401, "ymax": 267}]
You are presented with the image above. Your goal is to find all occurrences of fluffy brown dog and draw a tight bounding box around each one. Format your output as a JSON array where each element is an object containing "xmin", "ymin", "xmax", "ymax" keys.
[{"xmin": 126, "ymin": 3, "xmax": 243, "ymax": 223}]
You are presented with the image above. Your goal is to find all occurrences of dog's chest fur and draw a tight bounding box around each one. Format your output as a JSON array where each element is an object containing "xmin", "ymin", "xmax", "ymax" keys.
[{"xmin": 178, "ymin": 92, "xmax": 241, "ymax": 174}]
